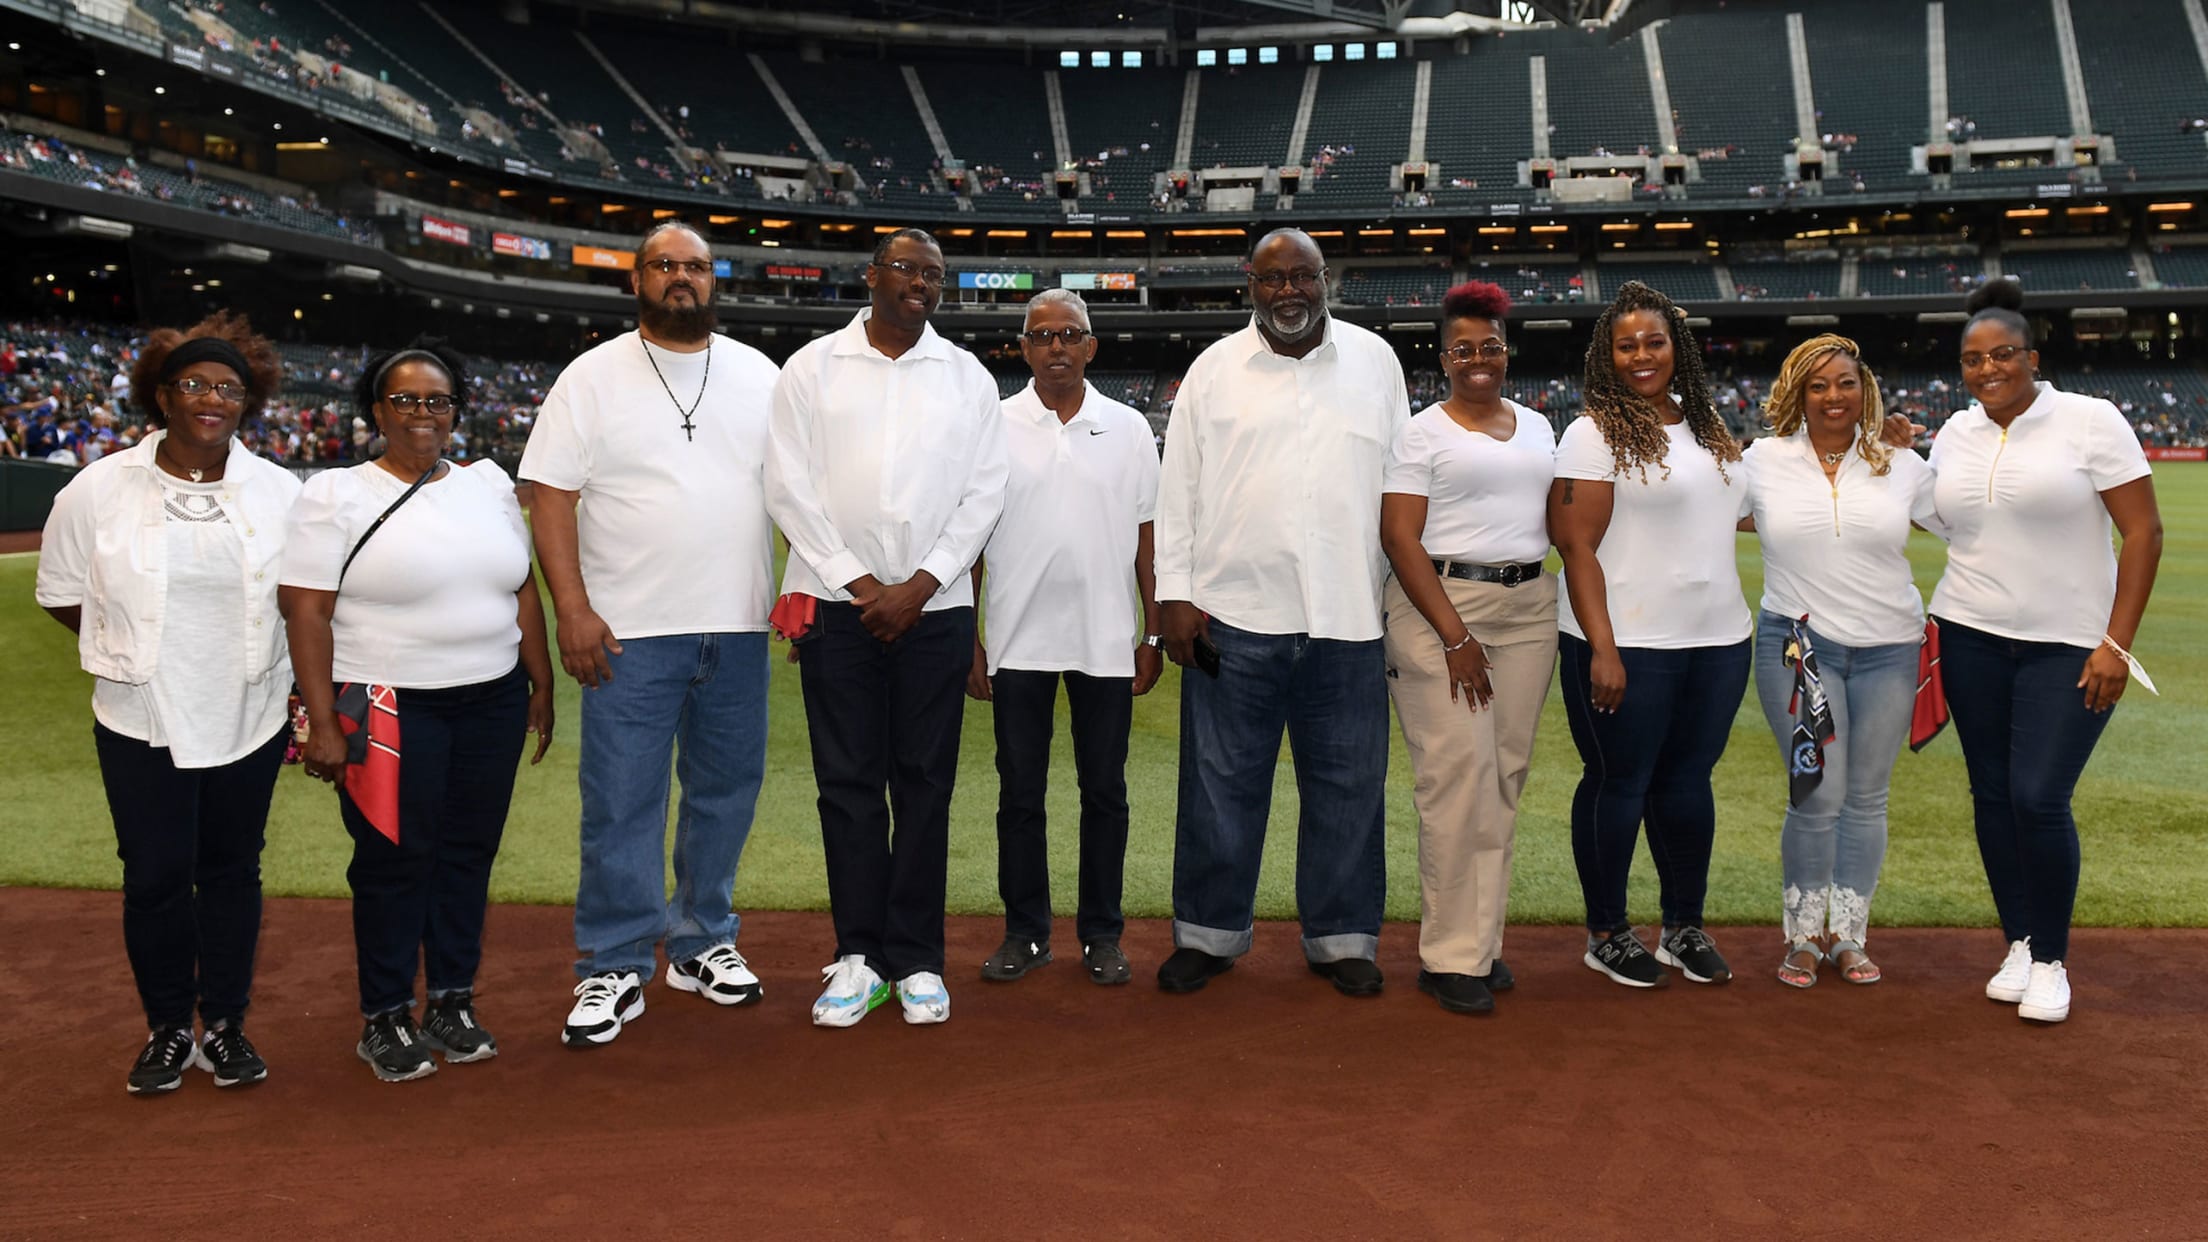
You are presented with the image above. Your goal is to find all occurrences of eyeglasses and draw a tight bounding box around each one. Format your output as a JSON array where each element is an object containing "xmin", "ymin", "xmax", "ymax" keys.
[
  {"xmin": 642, "ymin": 258, "xmax": 714, "ymax": 277},
  {"xmin": 167, "ymin": 375, "xmax": 247, "ymax": 404},
  {"xmin": 1249, "ymin": 268, "xmax": 1327, "ymax": 291},
  {"xmin": 1960, "ymin": 345, "xmax": 2030, "ymax": 370},
  {"xmin": 382, "ymin": 392, "xmax": 458, "ymax": 415},
  {"xmin": 1022, "ymin": 327, "xmax": 1091, "ymax": 347},
  {"xmin": 1441, "ymin": 342, "xmax": 1509, "ymax": 364},
  {"xmin": 874, "ymin": 258, "xmax": 947, "ymax": 286}
]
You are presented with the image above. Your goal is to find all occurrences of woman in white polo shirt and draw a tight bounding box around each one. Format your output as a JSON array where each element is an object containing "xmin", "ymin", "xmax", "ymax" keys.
[
  {"xmin": 1927, "ymin": 280, "xmax": 2163, "ymax": 1025},
  {"xmin": 1549, "ymin": 280, "xmax": 1751, "ymax": 990},
  {"xmin": 1379, "ymin": 280, "xmax": 1556, "ymax": 1016},
  {"xmin": 1741, "ymin": 334, "xmax": 1937, "ymax": 989}
]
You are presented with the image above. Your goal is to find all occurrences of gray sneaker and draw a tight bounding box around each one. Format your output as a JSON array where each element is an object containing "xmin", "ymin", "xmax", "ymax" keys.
[
  {"xmin": 1082, "ymin": 939, "xmax": 1131, "ymax": 986},
  {"xmin": 981, "ymin": 935, "xmax": 1051, "ymax": 982}
]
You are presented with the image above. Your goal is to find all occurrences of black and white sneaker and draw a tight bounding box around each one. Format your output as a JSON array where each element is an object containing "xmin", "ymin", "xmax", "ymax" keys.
[
  {"xmin": 199, "ymin": 1021, "xmax": 268, "ymax": 1087},
  {"xmin": 357, "ymin": 1009, "xmax": 438, "ymax": 1083},
  {"xmin": 127, "ymin": 1025, "xmax": 201, "ymax": 1096},
  {"xmin": 981, "ymin": 935, "xmax": 1052, "ymax": 982},
  {"xmin": 422, "ymin": 991, "xmax": 499, "ymax": 1063},
  {"xmin": 562, "ymin": 970, "xmax": 644, "ymax": 1047},
  {"xmin": 1583, "ymin": 929, "xmax": 1670, "ymax": 988},
  {"xmin": 666, "ymin": 944, "xmax": 763, "ymax": 1007},
  {"xmin": 1656, "ymin": 925, "xmax": 1733, "ymax": 985}
]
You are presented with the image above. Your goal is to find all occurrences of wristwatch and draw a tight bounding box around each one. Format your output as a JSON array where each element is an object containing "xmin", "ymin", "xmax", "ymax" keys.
[{"xmin": 1141, "ymin": 634, "xmax": 1164, "ymax": 649}]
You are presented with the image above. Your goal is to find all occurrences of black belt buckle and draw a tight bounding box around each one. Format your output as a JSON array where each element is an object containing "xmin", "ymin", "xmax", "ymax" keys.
[{"xmin": 1497, "ymin": 562, "xmax": 1534, "ymax": 587}]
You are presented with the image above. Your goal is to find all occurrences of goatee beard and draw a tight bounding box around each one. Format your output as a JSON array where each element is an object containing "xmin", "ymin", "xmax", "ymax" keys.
[{"xmin": 639, "ymin": 297, "xmax": 716, "ymax": 343}]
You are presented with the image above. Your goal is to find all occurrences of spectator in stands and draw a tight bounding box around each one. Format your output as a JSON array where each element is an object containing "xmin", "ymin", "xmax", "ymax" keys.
[
  {"xmin": 522, "ymin": 221, "xmax": 785, "ymax": 1048},
  {"xmin": 1740, "ymin": 335, "xmax": 1938, "ymax": 989},
  {"xmin": 1152, "ymin": 228, "xmax": 1408, "ymax": 999},
  {"xmin": 1378, "ymin": 281, "xmax": 1557, "ymax": 1016},
  {"xmin": 34, "ymin": 312, "xmax": 298, "ymax": 1095},
  {"xmin": 965, "ymin": 289, "xmax": 1162, "ymax": 989},
  {"xmin": 1549, "ymin": 280, "xmax": 1750, "ymax": 990},
  {"xmin": 766, "ymin": 226, "xmax": 1006, "ymax": 1028},
  {"xmin": 279, "ymin": 337, "xmax": 555, "ymax": 1083},
  {"xmin": 1930, "ymin": 280, "xmax": 2164, "ymax": 1025}
]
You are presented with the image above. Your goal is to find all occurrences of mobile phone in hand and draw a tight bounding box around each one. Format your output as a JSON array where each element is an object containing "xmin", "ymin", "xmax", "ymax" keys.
[{"xmin": 1192, "ymin": 634, "xmax": 1221, "ymax": 678}]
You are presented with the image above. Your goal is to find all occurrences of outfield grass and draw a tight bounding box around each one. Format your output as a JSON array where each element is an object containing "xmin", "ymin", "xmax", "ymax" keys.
[{"xmin": 4, "ymin": 465, "xmax": 2202, "ymax": 929}]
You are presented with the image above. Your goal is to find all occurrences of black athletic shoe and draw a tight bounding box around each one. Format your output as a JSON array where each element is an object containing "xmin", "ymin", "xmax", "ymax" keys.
[
  {"xmin": 127, "ymin": 1025, "xmax": 200, "ymax": 1096},
  {"xmin": 199, "ymin": 1021, "xmax": 267, "ymax": 1087},
  {"xmin": 1417, "ymin": 970, "xmax": 1495, "ymax": 1014},
  {"xmin": 1657, "ymin": 925, "xmax": 1733, "ymax": 985},
  {"xmin": 1478, "ymin": 959, "xmax": 1515, "ymax": 993},
  {"xmin": 1082, "ymin": 939, "xmax": 1131, "ymax": 986},
  {"xmin": 422, "ymin": 992, "xmax": 499, "ymax": 1063},
  {"xmin": 357, "ymin": 1009, "xmax": 438, "ymax": 1083},
  {"xmin": 1156, "ymin": 947, "xmax": 1234, "ymax": 993},
  {"xmin": 1308, "ymin": 956, "xmax": 1385, "ymax": 997},
  {"xmin": 1584, "ymin": 929, "xmax": 1670, "ymax": 988},
  {"xmin": 980, "ymin": 935, "xmax": 1052, "ymax": 982}
]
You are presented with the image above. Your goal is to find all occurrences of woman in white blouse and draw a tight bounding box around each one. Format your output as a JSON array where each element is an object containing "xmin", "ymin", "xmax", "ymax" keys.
[
  {"xmin": 1741, "ymin": 335, "xmax": 1937, "ymax": 989},
  {"xmin": 280, "ymin": 339, "xmax": 555, "ymax": 1081},
  {"xmin": 1927, "ymin": 280, "xmax": 2163, "ymax": 1025},
  {"xmin": 1379, "ymin": 281, "xmax": 1557, "ymax": 1016},
  {"xmin": 35, "ymin": 314, "xmax": 299, "ymax": 1095}
]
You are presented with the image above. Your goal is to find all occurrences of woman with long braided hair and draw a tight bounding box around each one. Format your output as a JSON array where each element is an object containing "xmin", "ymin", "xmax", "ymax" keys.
[{"xmin": 1548, "ymin": 280, "xmax": 1751, "ymax": 989}]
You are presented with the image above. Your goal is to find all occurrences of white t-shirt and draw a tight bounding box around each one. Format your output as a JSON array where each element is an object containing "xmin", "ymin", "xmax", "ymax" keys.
[
  {"xmin": 1554, "ymin": 415, "xmax": 1752, "ymax": 649},
  {"xmin": 1926, "ymin": 383, "xmax": 2152, "ymax": 647},
  {"xmin": 1382, "ymin": 399, "xmax": 1555, "ymax": 565},
  {"xmin": 1741, "ymin": 435, "xmax": 1936, "ymax": 649},
  {"xmin": 519, "ymin": 332, "xmax": 779, "ymax": 638},
  {"xmin": 983, "ymin": 381, "xmax": 1161, "ymax": 677},
  {"xmin": 281, "ymin": 461, "xmax": 532, "ymax": 689}
]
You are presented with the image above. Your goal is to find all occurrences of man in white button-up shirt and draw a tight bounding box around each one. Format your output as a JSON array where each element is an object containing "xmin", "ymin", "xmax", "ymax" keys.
[
  {"xmin": 1153, "ymin": 228, "xmax": 1410, "ymax": 997},
  {"xmin": 765, "ymin": 228, "xmax": 1008, "ymax": 1029}
]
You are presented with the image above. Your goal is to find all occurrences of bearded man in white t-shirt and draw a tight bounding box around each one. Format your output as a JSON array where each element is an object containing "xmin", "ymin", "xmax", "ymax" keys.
[{"xmin": 520, "ymin": 221, "xmax": 784, "ymax": 1048}]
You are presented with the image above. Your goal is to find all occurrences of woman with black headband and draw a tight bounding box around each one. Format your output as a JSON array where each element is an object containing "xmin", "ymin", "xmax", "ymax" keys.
[
  {"xmin": 35, "ymin": 313, "xmax": 300, "ymax": 1095},
  {"xmin": 280, "ymin": 337, "xmax": 555, "ymax": 1082}
]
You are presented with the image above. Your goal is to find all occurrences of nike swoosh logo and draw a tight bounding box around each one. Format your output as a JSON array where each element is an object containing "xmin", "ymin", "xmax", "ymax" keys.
[{"xmin": 1089, "ymin": 429, "xmax": 1106, "ymax": 436}]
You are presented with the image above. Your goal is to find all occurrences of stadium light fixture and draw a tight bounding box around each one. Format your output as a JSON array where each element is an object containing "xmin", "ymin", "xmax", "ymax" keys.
[
  {"xmin": 271, "ymin": 122, "xmax": 281, "ymax": 130},
  {"xmin": 1599, "ymin": 222, "xmax": 1640, "ymax": 231},
  {"xmin": 95, "ymin": 69, "xmax": 105, "ymax": 76},
  {"xmin": 1053, "ymin": 230, "xmax": 1093, "ymax": 238},
  {"xmin": 153, "ymin": 86, "xmax": 165, "ymax": 95},
  {"xmin": 873, "ymin": 225, "xmax": 902, "ymax": 233},
  {"xmin": 760, "ymin": 219, "xmax": 792, "ymax": 228},
  {"xmin": 6, "ymin": 42, "xmax": 17, "ymax": 50},
  {"xmin": 2146, "ymin": 202, "xmax": 2194, "ymax": 212},
  {"xmin": 709, "ymin": 214, "xmax": 739, "ymax": 224},
  {"xmin": 1169, "ymin": 228, "xmax": 1245, "ymax": 237},
  {"xmin": 2003, "ymin": 208, "xmax": 2049, "ymax": 218},
  {"xmin": 946, "ymin": 228, "xmax": 975, "ymax": 237},
  {"xmin": 1106, "ymin": 230, "xmax": 1145, "ymax": 239},
  {"xmin": 987, "ymin": 229, "xmax": 1029, "ymax": 238},
  {"xmin": 1654, "ymin": 221, "xmax": 1694, "ymax": 231},
  {"xmin": 1407, "ymin": 228, "xmax": 1446, "ymax": 237},
  {"xmin": 652, "ymin": 209, "xmax": 679, "ymax": 219},
  {"xmin": 1478, "ymin": 227, "xmax": 1516, "ymax": 235},
  {"xmin": 1358, "ymin": 229, "xmax": 1393, "ymax": 236},
  {"xmin": 2065, "ymin": 205, "xmax": 2109, "ymax": 216},
  {"xmin": 1530, "ymin": 225, "xmax": 1569, "ymax": 234},
  {"xmin": 1305, "ymin": 229, "xmax": 1344, "ymax": 237}
]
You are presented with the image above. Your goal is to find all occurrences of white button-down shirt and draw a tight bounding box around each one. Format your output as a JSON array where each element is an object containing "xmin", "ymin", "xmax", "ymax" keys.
[
  {"xmin": 766, "ymin": 309, "xmax": 1007, "ymax": 611},
  {"xmin": 983, "ymin": 380, "xmax": 1160, "ymax": 676},
  {"xmin": 1154, "ymin": 316, "xmax": 1410, "ymax": 640},
  {"xmin": 1740, "ymin": 433, "xmax": 1937, "ymax": 649}
]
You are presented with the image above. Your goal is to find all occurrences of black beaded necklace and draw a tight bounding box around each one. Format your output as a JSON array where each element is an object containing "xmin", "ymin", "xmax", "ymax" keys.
[{"xmin": 641, "ymin": 336, "xmax": 711, "ymax": 442}]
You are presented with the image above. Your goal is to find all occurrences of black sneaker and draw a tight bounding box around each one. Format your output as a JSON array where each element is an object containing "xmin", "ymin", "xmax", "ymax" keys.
[
  {"xmin": 1584, "ymin": 929, "xmax": 1669, "ymax": 988},
  {"xmin": 127, "ymin": 1025, "xmax": 200, "ymax": 1096},
  {"xmin": 1082, "ymin": 939, "xmax": 1131, "ymax": 986},
  {"xmin": 1417, "ymin": 970, "xmax": 1496, "ymax": 1014},
  {"xmin": 422, "ymin": 992, "xmax": 499, "ymax": 1063},
  {"xmin": 1657, "ymin": 925, "xmax": 1733, "ymax": 985},
  {"xmin": 1308, "ymin": 956, "xmax": 1385, "ymax": 997},
  {"xmin": 1478, "ymin": 959, "xmax": 1515, "ymax": 993},
  {"xmin": 980, "ymin": 935, "xmax": 1052, "ymax": 982},
  {"xmin": 199, "ymin": 1020, "xmax": 268, "ymax": 1087},
  {"xmin": 357, "ymin": 1009, "xmax": 438, "ymax": 1083},
  {"xmin": 1156, "ymin": 947, "xmax": 1234, "ymax": 993}
]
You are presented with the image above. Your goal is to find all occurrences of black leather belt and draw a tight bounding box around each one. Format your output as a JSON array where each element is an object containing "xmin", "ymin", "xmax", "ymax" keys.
[{"xmin": 1431, "ymin": 559, "xmax": 1545, "ymax": 587}]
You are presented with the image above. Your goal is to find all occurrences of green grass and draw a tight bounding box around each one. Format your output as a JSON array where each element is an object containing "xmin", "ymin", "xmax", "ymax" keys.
[{"xmin": 5, "ymin": 466, "xmax": 2203, "ymax": 928}]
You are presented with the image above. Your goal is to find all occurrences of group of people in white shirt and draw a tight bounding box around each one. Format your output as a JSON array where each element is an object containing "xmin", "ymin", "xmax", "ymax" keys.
[{"xmin": 38, "ymin": 224, "xmax": 2164, "ymax": 1097}]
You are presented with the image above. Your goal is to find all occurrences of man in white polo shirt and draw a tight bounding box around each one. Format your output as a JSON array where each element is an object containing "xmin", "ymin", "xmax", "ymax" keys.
[
  {"xmin": 966, "ymin": 289, "xmax": 1162, "ymax": 987},
  {"xmin": 1153, "ymin": 228, "xmax": 1409, "ymax": 998},
  {"xmin": 521, "ymin": 220, "xmax": 783, "ymax": 1047},
  {"xmin": 765, "ymin": 227, "xmax": 1007, "ymax": 1028}
]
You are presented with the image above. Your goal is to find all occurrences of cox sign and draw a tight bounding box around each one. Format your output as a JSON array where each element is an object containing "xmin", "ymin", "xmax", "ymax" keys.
[{"xmin": 956, "ymin": 271, "xmax": 1036, "ymax": 291}]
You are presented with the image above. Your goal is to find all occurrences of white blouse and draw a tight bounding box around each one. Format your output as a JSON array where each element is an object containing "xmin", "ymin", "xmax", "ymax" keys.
[{"xmin": 1741, "ymin": 434, "xmax": 1937, "ymax": 649}]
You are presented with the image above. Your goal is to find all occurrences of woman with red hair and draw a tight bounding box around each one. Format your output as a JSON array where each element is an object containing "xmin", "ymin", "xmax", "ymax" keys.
[{"xmin": 1378, "ymin": 281, "xmax": 1557, "ymax": 1015}]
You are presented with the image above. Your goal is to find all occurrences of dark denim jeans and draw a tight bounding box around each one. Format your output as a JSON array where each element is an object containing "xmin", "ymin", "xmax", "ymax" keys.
[
  {"xmin": 1171, "ymin": 621, "xmax": 1389, "ymax": 963},
  {"xmin": 991, "ymin": 668, "xmax": 1132, "ymax": 946}
]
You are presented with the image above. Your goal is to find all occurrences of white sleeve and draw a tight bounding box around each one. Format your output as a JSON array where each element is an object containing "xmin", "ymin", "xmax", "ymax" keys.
[
  {"xmin": 1132, "ymin": 416, "xmax": 1161, "ymax": 524},
  {"xmin": 762, "ymin": 349, "xmax": 868, "ymax": 593},
  {"xmin": 1382, "ymin": 415, "xmax": 1430, "ymax": 497},
  {"xmin": 31, "ymin": 471, "xmax": 94, "ymax": 607},
  {"xmin": 1735, "ymin": 442, "xmax": 1758, "ymax": 521},
  {"xmin": 517, "ymin": 368, "xmax": 591, "ymax": 491},
  {"xmin": 2079, "ymin": 398, "xmax": 2152, "ymax": 492},
  {"xmin": 1152, "ymin": 358, "xmax": 1204, "ymax": 603},
  {"xmin": 1552, "ymin": 416, "xmax": 1618, "ymax": 481},
  {"xmin": 278, "ymin": 471, "xmax": 353, "ymax": 591},
  {"xmin": 915, "ymin": 366, "xmax": 1009, "ymax": 592}
]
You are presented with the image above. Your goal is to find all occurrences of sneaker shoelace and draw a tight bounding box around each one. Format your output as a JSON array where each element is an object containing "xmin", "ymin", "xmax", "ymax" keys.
[
  {"xmin": 1672, "ymin": 927, "xmax": 1717, "ymax": 956},
  {"xmin": 819, "ymin": 958, "xmax": 865, "ymax": 997},
  {"xmin": 205, "ymin": 1025, "xmax": 258, "ymax": 1065},
  {"xmin": 139, "ymin": 1027, "xmax": 194, "ymax": 1070},
  {"xmin": 572, "ymin": 974, "xmax": 626, "ymax": 1012},
  {"xmin": 695, "ymin": 944, "xmax": 749, "ymax": 977}
]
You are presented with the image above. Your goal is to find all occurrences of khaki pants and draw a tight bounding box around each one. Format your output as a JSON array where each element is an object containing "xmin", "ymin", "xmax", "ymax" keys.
[{"xmin": 1382, "ymin": 573, "xmax": 1558, "ymax": 976}]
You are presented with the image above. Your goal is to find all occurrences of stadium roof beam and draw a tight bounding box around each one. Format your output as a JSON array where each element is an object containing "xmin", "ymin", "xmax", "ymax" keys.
[{"xmin": 1211, "ymin": 0, "xmax": 1400, "ymax": 31}]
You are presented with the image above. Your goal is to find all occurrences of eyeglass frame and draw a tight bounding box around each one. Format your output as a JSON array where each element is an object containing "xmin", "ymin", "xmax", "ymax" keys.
[
  {"xmin": 1020, "ymin": 327, "xmax": 1092, "ymax": 348},
  {"xmin": 166, "ymin": 375, "xmax": 249, "ymax": 405},
  {"xmin": 380, "ymin": 391, "xmax": 460, "ymax": 416},
  {"xmin": 641, "ymin": 257, "xmax": 715, "ymax": 278},
  {"xmin": 1440, "ymin": 341, "xmax": 1510, "ymax": 363},
  {"xmin": 872, "ymin": 258, "xmax": 948, "ymax": 287},
  {"xmin": 1247, "ymin": 266, "xmax": 1328, "ymax": 291},
  {"xmin": 1959, "ymin": 344, "xmax": 2032, "ymax": 370}
]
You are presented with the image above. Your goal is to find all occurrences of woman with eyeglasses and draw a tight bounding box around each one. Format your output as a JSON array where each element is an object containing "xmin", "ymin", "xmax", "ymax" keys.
[
  {"xmin": 35, "ymin": 313, "xmax": 300, "ymax": 1095},
  {"xmin": 1377, "ymin": 281, "xmax": 1556, "ymax": 1015},
  {"xmin": 279, "ymin": 337, "xmax": 555, "ymax": 1081},
  {"xmin": 1926, "ymin": 279, "xmax": 2162, "ymax": 1024}
]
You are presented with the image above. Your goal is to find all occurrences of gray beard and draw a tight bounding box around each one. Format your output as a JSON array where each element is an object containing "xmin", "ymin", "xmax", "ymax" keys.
[{"xmin": 1258, "ymin": 304, "xmax": 1323, "ymax": 344}]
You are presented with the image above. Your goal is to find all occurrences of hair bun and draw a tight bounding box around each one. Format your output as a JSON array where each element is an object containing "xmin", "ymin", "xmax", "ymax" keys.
[{"xmin": 1967, "ymin": 277, "xmax": 2025, "ymax": 314}]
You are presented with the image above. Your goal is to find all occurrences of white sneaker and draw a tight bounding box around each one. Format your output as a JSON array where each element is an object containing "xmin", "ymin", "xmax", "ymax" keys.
[
  {"xmin": 896, "ymin": 971, "xmax": 950, "ymax": 1025},
  {"xmin": 2018, "ymin": 960, "xmax": 2071, "ymax": 1023},
  {"xmin": 562, "ymin": 970, "xmax": 644, "ymax": 1047},
  {"xmin": 812, "ymin": 955, "xmax": 889, "ymax": 1028},
  {"xmin": 1985, "ymin": 939, "xmax": 2032, "ymax": 1003},
  {"xmin": 666, "ymin": 943, "xmax": 763, "ymax": 1007}
]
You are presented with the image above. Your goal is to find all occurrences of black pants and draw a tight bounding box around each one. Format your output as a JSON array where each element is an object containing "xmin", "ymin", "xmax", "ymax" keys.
[
  {"xmin": 94, "ymin": 722, "xmax": 286, "ymax": 1030},
  {"xmin": 797, "ymin": 602, "xmax": 973, "ymax": 981},
  {"xmin": 337, "ymin": 666, "xmax": 528, "ymax": 1016},
  {"xmin": 991, "ymin": 668, "xmax": 1132, "ymax": 945}
]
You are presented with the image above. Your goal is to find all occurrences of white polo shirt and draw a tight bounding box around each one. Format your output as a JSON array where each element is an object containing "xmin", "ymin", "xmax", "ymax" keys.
[
  {"xmin": 1926, "ymin": 383, "xmax": 2151, "ymax": 648},
  {"xmin": 1740, "ymin": 434, "xmax": 1936, "ymax": 649},
  {"xmin": 1154, "ymin": 316, "xmax": 1410, "ymax": 641},
  {"xmin": 1382, "ymin": 399, "xmax": 1555, "ymax": 565},
  {"xmin": 983, "ymin": 380, "xmax": 1160, "ymax": 677},
  {"xmin": 765, "ymin": 310, "xmax": 1007, "ymax": 611},
  {"xmin": 519, "ymin": 331, "xmax": 780, "ymax": 638}
]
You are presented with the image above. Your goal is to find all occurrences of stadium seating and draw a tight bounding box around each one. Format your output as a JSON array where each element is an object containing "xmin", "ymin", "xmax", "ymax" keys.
[
  {"xmin": 2003, "ymin": 249, "xmax": 2140, "ymax": 293},
  {"xmin": 1464, "ymin": 257, "xmax": 1585, "ymax": 305},
  {"xmin": 591, "ymin": 31, "xmax": 802, "ymax": 165},
  {"xmin": 1293, "ymin": 61, "xmax": 1409, "ymax": 207},
  {"xmin": 439, "ymin": 9, "xmax": 684, "ymax": 186},
  {"xmin": 1799, "ymin": 0, "xmax": 1927, "ymax": 188},
  {"xmin": 1596, "ymin": 261, "xmax": 1719, "ymax": 302},
  {"xmin": 1336, "ymin": 266, "xmax": 1451, "ymax": 307},
  {"xmin": 2072, "ymin": 3, "xmax": 2208, "ymax": 182},
  {"xmin": 1657, "ymin": 8, "xmax": 1796, "ymax": 196},
  {"xmin": 371, "ymin": 11, "xmax": 572, "ymax": 174},
  {"xmin": 1729, "ymin": 258, "xmax": 1843, "ymax": 301},
  {"xmin": 1423, "ymin": 45, "xmax": 1536, "ymax": 205},
  {"xmin": 1941, "ymin": 0, "xmax": 2072, "ymax": 140},
  {"xmin": 1855, "ymin": 254, "xmax": 1984, "ymax": 298},
  {"xmin": 917, "ymin": 65, "xmax": 1057, "ymax": 210},
  {"xmin": 1056, "ymin": 68, "xmax": 1182, "ymax": 185},
  {"xmin": 0, "ymin": 132, "xmax": 376, "ymax": 246},
  {"xmin": 1538, "ymin": 32, "xmax": 1661, "ymax": 162},
  {"xmin": 1189, "ymin": 65, "xmax": 1304, "ymax": 169},
  {"xmin": 761, "ymin": 53, "xmax": 941, "ymax": 209},
  {"xmin": 2151, "ymin": 245, "xmax": 2208, "ymax": 289}
]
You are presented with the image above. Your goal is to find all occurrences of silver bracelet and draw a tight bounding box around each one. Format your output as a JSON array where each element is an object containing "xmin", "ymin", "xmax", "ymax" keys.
[{"xmin": 1441, "ymin": 633, "xmax": 1475, "ymax": 654}]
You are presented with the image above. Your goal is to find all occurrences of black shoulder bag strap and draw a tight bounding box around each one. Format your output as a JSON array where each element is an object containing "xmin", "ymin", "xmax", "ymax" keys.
[{"xmin": 338, "ymin": 460, "xmax": 441, "ymax": 586}]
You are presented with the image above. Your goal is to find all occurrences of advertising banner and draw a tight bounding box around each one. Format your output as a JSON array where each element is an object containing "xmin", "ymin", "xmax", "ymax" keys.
[
  {"xmin": 420, "ymin": 215, "xmax": 471, "ymax": 246},
  {"xmin": 492, "ymin": 232, "xmax": 553, "ymax": 260},
  {"xmin": 572, "ymin": 245, "xmax": 634, "ymax": 271},
  {"xmin": 763, "ymin": 263, "xmax": 826, "ymax": 281},
  {"xmin": 1060, "ymin": 272, "xmax": 1137, "ymax": 291},
  {"xmin": 957, "ymin": 271, "xmax": 1036, "ymax": 291},
  {"xmin": 2145, "ymin": 446, "xmax": 2206, "ymax": 461}
]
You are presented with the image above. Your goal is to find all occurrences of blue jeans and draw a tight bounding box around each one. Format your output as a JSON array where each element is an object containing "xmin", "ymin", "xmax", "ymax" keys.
[
  {"xmin": 1936, "ymin": 618, "xmax": 2113, "ymax": 964},
  {"xmin": 1751, "ymin": 613, "xmax": 1916, "ymax": 946},
  {"xmin": 574, "ymin": 632, "xmax": 769, "ymax": 978},
  {"xmin": 1172, "ymin": 621, "xmax": 1389, "ymax": 963},
  {"xmin": 1558, "ymin": 635, "xmax": 1751, "ymax": 935}
]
